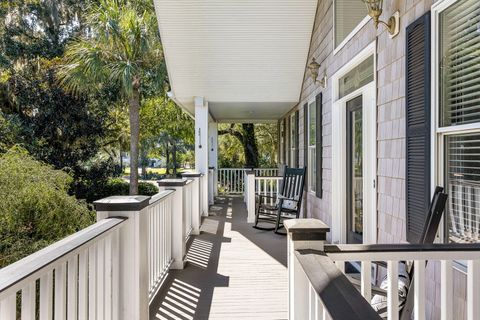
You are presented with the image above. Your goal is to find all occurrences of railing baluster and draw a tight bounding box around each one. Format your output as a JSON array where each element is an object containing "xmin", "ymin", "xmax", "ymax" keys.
[
  {"xmin": 96, "ymin": 239, "xmax": 105, "ymax": 320},
  {"xmin": 78, "ymin": 249, "xmax": 88, "ymax": 320},
  {"xmin": 88, "ymin": 244, "xmax": 97, "ymax": 320},
  {"xmin": 111, "ymin": 229, "xmax": 120, "ymax": 320},
  {"xmin": 414, "ymin": 260, "xmax": 426, "ymax": 320},
  {"xmin": 467, "ymin": 259, "xmax": 480, "ymax": 320},
  {"xmin": 40, "ymin": 270, "xmax": 53, "ymax": 320},
  {"xmin": 361, "ymin": 261, "xmax": 372, "ymax": 302},
  {"xmin": 387, "ymin": 261, "xmax": 399, "ymax": 320},
  {"xmin": 0, "ymin": 293, "xmax": 16, "ymax": 320},
  {"xmin": 67, "ymin": 256, "xmax": 78, "ymax": 320},
  {"xmin": 54, "ymin": 263, "xmax": 67, "ymax": 320},
  {"xmin": 441, "ymin": 260, "xmax": 453, "ymax": 320},
  {"xmin": 22, "ymin": 281, "xmax": 36, "ymax": 320},
  {"xmin": 104, "ymin": 234, "xmax": 113, "ymax": 320}
]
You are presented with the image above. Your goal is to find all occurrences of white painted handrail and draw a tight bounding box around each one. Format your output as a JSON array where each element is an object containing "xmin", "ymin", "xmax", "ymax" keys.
[
  {"xmin": 218, "ymin": 168, "xmax": 279, "ymax": 194},
  {"xmin": 0, "ymin": 217, "xmax": 126, "ymax": 320},
  {"xmin": 286, "ymin": 219, "xmax": 480, "ymax": 320}
]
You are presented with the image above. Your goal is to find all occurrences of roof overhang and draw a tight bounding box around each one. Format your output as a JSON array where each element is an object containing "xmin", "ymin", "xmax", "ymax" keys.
[{"xmin": 154, "ymin": 0, "xmax": 318, "ymax": 121}]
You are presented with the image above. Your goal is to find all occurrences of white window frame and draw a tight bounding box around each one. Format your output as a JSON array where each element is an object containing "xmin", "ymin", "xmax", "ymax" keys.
[
  {"xmin": 308, "ymin": 100, "xmax": 316, "ymax": 193},
  {"xmin": 331, "ymin": 41, "xmax": 377, "ymax": 245},
  {"xmin": 431, "ymin": 0, "xmax": 480, "ymax": 272},
  {"xmin": 333, "ymin": 0, "xmax": 371, "ymax": 55}
]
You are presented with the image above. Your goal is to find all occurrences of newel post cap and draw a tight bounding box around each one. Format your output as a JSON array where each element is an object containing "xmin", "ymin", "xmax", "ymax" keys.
[
  {"xmin": 284, "ymin": 219, "xmax": 330, "ymax": 241},
  {"xmin": 93, "ymin": 195, "xmax": 151, "ymax": 212},
  {"xmin": 157, "ymin": 178, "xmax": 190, "ymax": 187},
  {"xmin": 181, "ymin": 172, "xmax": 204, "ymax": 178}
]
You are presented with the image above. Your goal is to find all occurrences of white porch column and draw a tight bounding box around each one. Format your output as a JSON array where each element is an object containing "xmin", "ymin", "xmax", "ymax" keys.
[
  {"xmin": 195, "ymin": 97, "xmax": 209, "ymax": 216},
  {"xmin": 208, "ymin": 121, "xmax": 218, "ymax": 197}
]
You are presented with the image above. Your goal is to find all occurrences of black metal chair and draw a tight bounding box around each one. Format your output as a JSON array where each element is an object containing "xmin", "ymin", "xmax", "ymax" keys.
[
  {"xmin": 350, "ymin": 186, "xmax": 448, "ymax": 319},
  {"xmin": 253, "ymin": 166, "xmax": 306, "ymax": 234}
]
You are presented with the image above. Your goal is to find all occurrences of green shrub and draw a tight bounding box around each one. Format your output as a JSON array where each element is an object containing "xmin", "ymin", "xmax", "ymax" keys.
[
  {"xmin": 0, "ymin": 147, "xmax": 94, "ymax": 267},
  {"xmin": 89, "ymin": 178, "xmax": 159, "ymax": 201}
]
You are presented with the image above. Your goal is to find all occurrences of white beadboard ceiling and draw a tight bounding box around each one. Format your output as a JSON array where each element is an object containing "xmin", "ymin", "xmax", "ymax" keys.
[{"xmin": 153, "ymin": 0, "xmax": 318, "ymax": 121}]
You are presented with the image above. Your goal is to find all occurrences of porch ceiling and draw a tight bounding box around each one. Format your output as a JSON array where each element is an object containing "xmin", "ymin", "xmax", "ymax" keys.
[{"xmin": 153, "ymin": 0, "xmax": 318, "ymax": 121}]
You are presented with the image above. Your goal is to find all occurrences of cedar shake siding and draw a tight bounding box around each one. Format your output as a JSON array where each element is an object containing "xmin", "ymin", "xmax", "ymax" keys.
[{"xmin": 279, "ymin": 0, "xmax": 469, "ymax": 318}]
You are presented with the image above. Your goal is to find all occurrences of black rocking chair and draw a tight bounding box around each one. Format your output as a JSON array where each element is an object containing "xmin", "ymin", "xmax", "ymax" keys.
[
  {"xmin": 346, "ymin": 186, "xmax": 448, "ymax": 319},
  {"xmin": 253, "ymin": 166, "xmax": 306, "ymax": 234}
]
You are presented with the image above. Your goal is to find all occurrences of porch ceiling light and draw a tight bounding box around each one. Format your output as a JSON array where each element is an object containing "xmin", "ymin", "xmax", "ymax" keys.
[
  {"xmin": 307, "ymin": 58, "xmax": 326, "ymax": 88},
  {"xmin": 362, "ymin": 0, "xmax": 400, "ymax": 38}
]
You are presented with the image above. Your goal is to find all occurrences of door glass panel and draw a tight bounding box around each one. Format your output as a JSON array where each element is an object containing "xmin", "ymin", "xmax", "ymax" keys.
[{"xmin": 347, "ymin": 95, "xmax": 363, "ymax": 243}]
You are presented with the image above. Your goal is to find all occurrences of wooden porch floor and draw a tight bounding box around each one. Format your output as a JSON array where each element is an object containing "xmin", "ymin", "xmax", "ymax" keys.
[{"xmin": 149, "ymin": 195, "xmax": 288, "ymax": 320}]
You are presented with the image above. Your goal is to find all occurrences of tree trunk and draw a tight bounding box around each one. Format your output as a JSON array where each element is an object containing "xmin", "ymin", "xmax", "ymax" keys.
[
  {"xmin": 128, "ymin": 85, "xmax": 140, "ymax": 195},
  {"xmin": 172, "ymin": 143, "xmax": 177, "ymax": 175},
  {"xmin": 119, "ymin": 150, "xmax": 123, "ymax": 175},
  {"xmin": 140, "ymin": 147, "xmax": 147, "ymax": 178},
  {"xmin": 242, "ymin": 123, "xmax": 259, "ymax": 168},
  {"xmin": 165, "ymin": 143, "xmax": 170, "ymax": 175}
]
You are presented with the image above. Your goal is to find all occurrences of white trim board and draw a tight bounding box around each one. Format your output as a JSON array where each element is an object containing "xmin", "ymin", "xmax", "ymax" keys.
[{"xmin": 331, "ymin": 41, "xmax": 377, "ymax": 245}]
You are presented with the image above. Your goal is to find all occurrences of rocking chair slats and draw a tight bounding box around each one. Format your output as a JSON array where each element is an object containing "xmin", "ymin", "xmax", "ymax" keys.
[{"xmin": 253, "ymin": 166, "xmax": 306, "ymax": 233}]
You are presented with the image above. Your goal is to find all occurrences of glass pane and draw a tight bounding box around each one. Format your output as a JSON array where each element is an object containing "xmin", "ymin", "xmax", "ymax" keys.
[
  {"xmin": 439, "ymin": 0, "xmax": 480, "ymax": 127},
  {"xmin": 445, "ymin": 133, "xmax": 480, "ymax": 243},
  {"xmin": 347, "ymin": 96, "xmax": 363, "ymax": 238},
  {"xmin": 339, "ymin": 56, "xmax": 374, "ymax": 99},
  {"xmin": 309, "ymin": 148, "xmax": 316, "ymax": 192},
  {"xmin": 309, "ymin": 102, "xmax": 316, "ymax": 146},
  {"xmin": 334, "ymin": 0, "xmax": 367, "ymax": 47},
  {"xmin": 290, "ymin": 114, "xmax": 296, "ymax": 148}
]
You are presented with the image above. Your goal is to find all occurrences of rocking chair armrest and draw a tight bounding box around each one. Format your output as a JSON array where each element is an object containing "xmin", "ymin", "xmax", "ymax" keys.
[
  {"xmin": 277, "ymin": 194, "xmax": 298, "ymax": 202},
  {"xmin": 347, "ymin": 274, "xmax": 388, "ymax": 297},
  {"xmin": 256, "ymin": 194, "xmax": 277, "ymax": 200}
]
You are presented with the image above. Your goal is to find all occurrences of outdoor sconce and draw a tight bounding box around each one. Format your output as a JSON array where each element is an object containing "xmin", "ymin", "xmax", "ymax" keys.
[
  {"xmin": 363, "ymin": 0, "xmax": 400, "ymax": 38},
  {"xmin": 308, "ymin": 57, "xmax": 327, "ymax": 88}
]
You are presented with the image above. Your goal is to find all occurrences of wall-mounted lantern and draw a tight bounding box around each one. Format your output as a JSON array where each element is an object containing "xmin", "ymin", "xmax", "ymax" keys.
[
  {"xmin": 362, "ymin": 0, "xmax": 400, "ymax": 38},
  {"xmin": 308, "ymin": 57, "xmax": 327, "ymax": 88}
]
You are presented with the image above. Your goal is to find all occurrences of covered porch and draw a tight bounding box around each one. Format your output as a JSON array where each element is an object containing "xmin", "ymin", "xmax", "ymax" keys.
[{"xmin": 149, "ymin": 195, "xmax": 287, "ymax": 320}]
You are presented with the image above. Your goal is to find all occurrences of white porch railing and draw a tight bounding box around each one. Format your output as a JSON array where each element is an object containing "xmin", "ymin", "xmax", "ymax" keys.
[
  {"xmin": 147, "ymin": 191, "xmax": 174, "ymax": 302},
  {"xmin": 244, "ymin": 172, "xmax": 282, "ymax": 223},
  {"xmin": 285, "ymin": 219, "xmax": 480, "ymax": 320},
  {"xmin": 217, "ymin": 168, "xmax": 279, "ymax": 194},
  {"xmin": 0, "ymin": 174, "xmax": 203, "ymax": 320}
]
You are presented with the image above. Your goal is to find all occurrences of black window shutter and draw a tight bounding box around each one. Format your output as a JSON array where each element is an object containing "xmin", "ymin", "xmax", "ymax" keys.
[
  {"xmin": 315, "ymin": 93, "xmax": 323, "ymax": 198},
  {"xmin": 295, "ymin": 110, "xmax": 299, "ymax": 167},
  {"xmin": 277, "ymin": 120, "xmax": 281, "ymax": 166},
  {"xmin": 282, "ymin": 118, "xmax": 286, "ymax": 164},
  {"xmin": 406, "ymin": 12, "xmax": 431, "ymax": 243},
  {"xmin": 303, "ymin": 103, "xmax": 309, "ymax": 190},
  {"xmin": 287, "ymin": 116, "xmax": 291, "ymax": 166}
]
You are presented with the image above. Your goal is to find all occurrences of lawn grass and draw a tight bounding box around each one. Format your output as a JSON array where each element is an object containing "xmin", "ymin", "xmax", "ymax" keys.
[{"xmin": 123, "ymin": 167, "xmax": 187, "ymax": 175}]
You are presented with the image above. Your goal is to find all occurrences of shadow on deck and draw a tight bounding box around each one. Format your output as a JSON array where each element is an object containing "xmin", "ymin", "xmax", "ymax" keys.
[{"xmin": 149, "ymin": 195, "xmax": 288, "ymax": 320}]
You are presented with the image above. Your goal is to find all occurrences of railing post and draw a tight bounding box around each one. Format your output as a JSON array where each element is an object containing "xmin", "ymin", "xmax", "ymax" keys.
[
  {"xmin": 181, "ymin": 172, "xmax": 204, "ymax": 235},
  {"xmin": 246, "ymin": 170, "xmax": 256, "ymax": 223},
  {"xmin": 94, "ymin": 196, "xmax": 151, "ymax": 320},
  {"xmin": 284, "ymin": 219, "xmax": 330, "ymax": 320},
  {"xmin": 157, "ymin": 179, "xmax": 190, "ymax": 269}
]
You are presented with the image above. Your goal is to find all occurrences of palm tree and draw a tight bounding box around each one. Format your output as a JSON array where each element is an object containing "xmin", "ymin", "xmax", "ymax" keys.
[{"xmin": 59, "ymin": 0, "xmax": 165, "ymax": 194}]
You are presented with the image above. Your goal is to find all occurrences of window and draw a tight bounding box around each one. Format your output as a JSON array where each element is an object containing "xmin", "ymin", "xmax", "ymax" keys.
[
  {"xmin": 334, "ymin": 0, "xmax": 368, "ymax": 49},
  {"xmin": 280, "ymin": 120, "xmax": 285, "ymax": 164},
  {"xmin": 436, "ymin": 0, "xmax": 480, "ymax": 243},
  {"xmin": 308, "ymin": 102, "xmax": 316, "ymax": 192},
  {"xmin": 290, "ymin": 113, "xmax": 296, "ymax": 166}
]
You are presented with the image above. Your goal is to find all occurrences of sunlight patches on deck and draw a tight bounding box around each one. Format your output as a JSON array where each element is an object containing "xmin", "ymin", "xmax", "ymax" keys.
[
  {"xmin": 186, "ymin": 239, "xmax": 213, "ymax": 269},
  {"xmin": 155, "ymin": 279, "xmax": 201, "ymax": 320}
]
